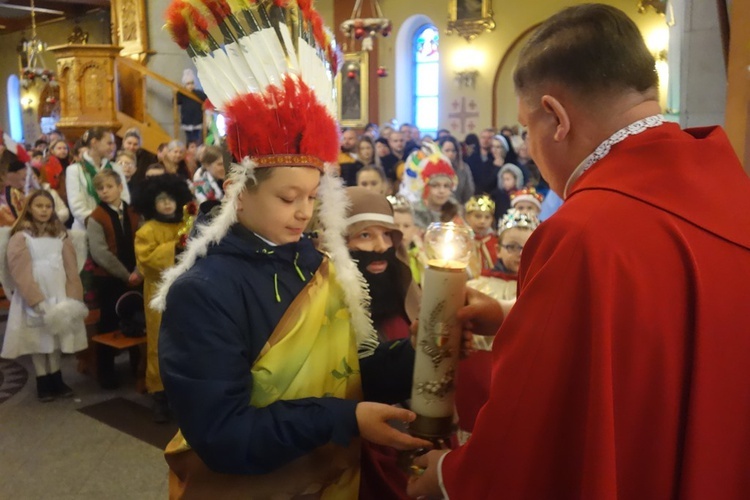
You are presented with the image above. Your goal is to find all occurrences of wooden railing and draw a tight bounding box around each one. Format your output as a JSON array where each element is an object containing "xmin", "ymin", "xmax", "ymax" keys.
[{"xmin": 115, "ymin": 56, "xmax": 206, "ymax": 153}]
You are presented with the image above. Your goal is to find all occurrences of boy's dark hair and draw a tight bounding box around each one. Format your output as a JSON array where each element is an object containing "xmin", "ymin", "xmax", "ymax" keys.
[
  {"xmin": 93, "ymin": 169, "xmax": 122, "ymax": 189},
  {"xmin": 34, "ymin": 139, "xmax": 48, "ymax": 148},
  {"xmin": 514, "ymin": 4, "xmax": 657, "ymax": 98},
  {"xmin": 31, "ymin": 151, "xmax": 43, "ymax": 159}
]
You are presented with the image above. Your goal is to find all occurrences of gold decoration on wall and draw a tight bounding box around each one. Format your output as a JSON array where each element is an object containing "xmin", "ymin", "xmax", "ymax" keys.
[
  {"xmin": 447, "ymin": 0, "xmax": 496, "ymax": 42},
  {"xmin": 637, "ymin": 0, "xmax": 667, "ymax": 15},
  {"xmin": 110, "ymin": 0, "xmax": 150, "ymax": 61},
  {"xmin": 67, "ymin": 26, "xmax": 89, "ymax": 45}
]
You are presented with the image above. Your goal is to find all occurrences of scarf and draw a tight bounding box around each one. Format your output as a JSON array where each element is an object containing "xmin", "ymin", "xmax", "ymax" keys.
[{"xmin": 81, "ymin": 156, "xmax": 114, "ymax": 204}]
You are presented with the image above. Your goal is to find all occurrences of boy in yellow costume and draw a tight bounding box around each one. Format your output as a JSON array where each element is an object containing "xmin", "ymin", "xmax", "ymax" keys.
[
  {"xmin": 134, "ymin": 173, "xmax": 192, "ymax": 422},
  {"xmin": 155, "ymin": 1, "xmax": 429, "ymax": 497}
]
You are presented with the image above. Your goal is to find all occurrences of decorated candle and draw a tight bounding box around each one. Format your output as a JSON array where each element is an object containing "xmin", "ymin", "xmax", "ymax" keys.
[{"xmin": 409, "ymin": 222, "xmax": 472, "ymax": 440}]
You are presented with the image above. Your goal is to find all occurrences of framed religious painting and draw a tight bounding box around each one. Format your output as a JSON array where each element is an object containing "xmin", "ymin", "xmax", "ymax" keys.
[
  {"xmin": 447, "ymin": 0, "xmax": 496, "ymax": 42},
  {"xmin": 337, "ymin": 51, "xmax": 369, "ymax": 128}
]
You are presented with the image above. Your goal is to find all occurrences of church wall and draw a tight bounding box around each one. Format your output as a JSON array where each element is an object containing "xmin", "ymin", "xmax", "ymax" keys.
[
  {"xmin": 371, "ymin": 0, "xmax": 668, "ymax": 139},
  {"xmin": 144, "ymin": 0, "xmax": 725, "ymax": 142},
  {"xmin": 0, "ymin": 1, "xmax": 728, "ymax": 147}
]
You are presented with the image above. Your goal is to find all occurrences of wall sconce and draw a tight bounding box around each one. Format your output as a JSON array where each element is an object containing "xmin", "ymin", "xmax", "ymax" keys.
[
  {"xmin": 637, "ymin": 0, "xmax": 667, "ymax": 15},
  {"xmin": 22, "ymin": 97, "xmax": 34, "ymax": 111},
  {"xmin": 453, "ymin": 47, "xmax": 483, "ymax": 89},
  {"xmin": 455, "ymin": 70, "xmax": 479, "ymax": 88},
  {"xmin": 652, "ymin": 49, "xmax": 667, "ymax": 63}
]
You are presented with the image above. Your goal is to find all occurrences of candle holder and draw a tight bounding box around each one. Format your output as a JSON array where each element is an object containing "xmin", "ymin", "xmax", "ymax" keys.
[{"xmin": 409, "ymin": 222, "xmax": 472, "ymax": 442}]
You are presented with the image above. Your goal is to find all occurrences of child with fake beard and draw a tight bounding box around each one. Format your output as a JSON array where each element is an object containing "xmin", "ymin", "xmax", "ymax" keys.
[
  {"xmin": 345, "ymin": 187, "xmax": 420, "ymax": 342},
  {"xmin": 343, "ymin": 187, "xmax": 422, "ymax": 500}
]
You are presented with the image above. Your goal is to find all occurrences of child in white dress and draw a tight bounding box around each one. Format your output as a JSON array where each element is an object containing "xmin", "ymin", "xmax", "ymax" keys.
[{"xmin": 0, "ymin": 190, "xmax": 88, "ymax": 401}]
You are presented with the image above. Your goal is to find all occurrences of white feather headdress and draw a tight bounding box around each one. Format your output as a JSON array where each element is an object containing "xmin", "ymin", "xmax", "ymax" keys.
[{"xmin": 158, "ymin": 0, "xmax": 378, "ymax": 354}]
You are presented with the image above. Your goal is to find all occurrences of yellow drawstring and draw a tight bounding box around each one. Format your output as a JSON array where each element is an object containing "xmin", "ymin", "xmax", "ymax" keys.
[
  {"xmin": 293, "ymin": 253, "xmax": 306, "ymax": 282},
  {"xmin": 273, "ymin": 273, "xmax": 281, "ymax": 303}
]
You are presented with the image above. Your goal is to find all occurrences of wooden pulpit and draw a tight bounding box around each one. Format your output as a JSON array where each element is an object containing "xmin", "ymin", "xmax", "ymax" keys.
[{"xmin": 47, "ymin": 44, "xmax": 122, "ymax": 140}]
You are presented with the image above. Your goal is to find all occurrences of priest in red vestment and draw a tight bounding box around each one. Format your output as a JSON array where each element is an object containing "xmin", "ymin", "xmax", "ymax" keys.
[{"xmin": 408, "ymin": 4, "xmax": 750, "ymax": 499}]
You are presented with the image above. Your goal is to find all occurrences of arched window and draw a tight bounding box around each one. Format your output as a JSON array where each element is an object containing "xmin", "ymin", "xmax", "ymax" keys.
[
  {"xmin": 412, "ymin": 24, "xmax": 439, "ymax": 138},
  {"xmin": 7, "ymin": 75, "xmax": 24, "ymax": 143}
]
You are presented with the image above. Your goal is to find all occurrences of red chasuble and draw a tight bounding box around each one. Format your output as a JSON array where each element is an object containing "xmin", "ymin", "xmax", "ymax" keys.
[{"xmin": 441, "ymin": 124, "xmax": 750, "ymax": 499}]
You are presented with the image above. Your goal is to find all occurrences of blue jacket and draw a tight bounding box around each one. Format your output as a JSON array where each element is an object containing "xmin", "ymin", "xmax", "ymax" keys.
[{"xmin": 159, "ymin": 224, "xmax": 414, "ymax": 475}]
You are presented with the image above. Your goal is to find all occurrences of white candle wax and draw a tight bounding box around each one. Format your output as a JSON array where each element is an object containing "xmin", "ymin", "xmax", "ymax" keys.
[{"xmin": 410, "ymin": 262, "xmax": 467, "ymax": 425}]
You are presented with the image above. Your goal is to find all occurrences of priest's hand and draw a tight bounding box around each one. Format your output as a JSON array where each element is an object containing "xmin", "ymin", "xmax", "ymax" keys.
[
  {"xmin": 356, "ymin": 402, "xmax": 434, "ymax": 450},
  {"xmin": 457, "ymin": 288, "xmax": 504, "ymax": 338},
  {"xmin": 406, "ymin": 449, "xmax": 450, "ymax": 498}
]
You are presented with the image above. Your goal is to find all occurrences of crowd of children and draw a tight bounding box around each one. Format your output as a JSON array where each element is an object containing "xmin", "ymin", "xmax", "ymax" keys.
[
  {"xmin": 0, "ymin": 113, "xmax": 543, "ymax": 498},
  {"xmin": 0, "ymin": 0, "xmax": 550, "ymax": 493},
  {"xmin": 0, "ymin": 124, "xmax": 224, "ymax": 418},
  {"xmin": 0, "ymin": 120, "xmax": 547, "ymax": 406}
]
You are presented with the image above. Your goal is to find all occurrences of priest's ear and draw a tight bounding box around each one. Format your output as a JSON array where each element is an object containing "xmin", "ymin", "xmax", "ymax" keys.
[{"xmin": 540, "ymin": 95, "xmax": 571, "ymax": 143}]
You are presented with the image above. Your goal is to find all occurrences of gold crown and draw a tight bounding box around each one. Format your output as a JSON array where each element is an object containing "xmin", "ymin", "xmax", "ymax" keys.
[
  {"xmin": 387, "ymin": 194, "xmax": 413, "ymax": 212},
  {"xmin": 499, "ymin": 208, "xmax": 540, "ymax": 233},
  {"xmin": 465, "ymin": 194, "xmax": 495, "ymax": 214}
]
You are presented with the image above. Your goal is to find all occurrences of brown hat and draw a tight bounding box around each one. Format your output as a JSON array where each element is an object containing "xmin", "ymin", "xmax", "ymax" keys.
[{"xmin": 345, "ymin": 187, "xmax": 401, "ymax": 244}]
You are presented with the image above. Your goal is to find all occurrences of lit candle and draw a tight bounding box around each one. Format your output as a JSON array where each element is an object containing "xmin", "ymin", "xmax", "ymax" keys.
[{"xmin": 409, "ymin": 222, "xmax": 472, "ymax": 441}]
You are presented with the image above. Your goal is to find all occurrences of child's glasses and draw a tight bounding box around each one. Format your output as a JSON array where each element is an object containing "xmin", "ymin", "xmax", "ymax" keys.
[{"xmin": 500, "ymin": 243, "xmax": 524, "ymax": 254}]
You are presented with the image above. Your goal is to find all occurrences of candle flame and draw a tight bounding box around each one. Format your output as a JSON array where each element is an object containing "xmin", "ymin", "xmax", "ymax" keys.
[{"xmin": 439, "ymin": 229, "xmax": 457, "ymax": 262}]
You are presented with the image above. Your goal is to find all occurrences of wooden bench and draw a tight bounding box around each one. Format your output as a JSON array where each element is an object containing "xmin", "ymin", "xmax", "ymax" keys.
[
  {"xmin": 78, "ymin": 309, "xmax": 148, "ymax": 393},
  {"xmin": 91, "ymin": 331, "xmax": 147, "ymax": 349}
]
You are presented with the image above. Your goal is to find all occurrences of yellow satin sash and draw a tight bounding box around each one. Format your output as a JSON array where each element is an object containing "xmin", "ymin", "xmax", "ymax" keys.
[{"xmin": 165, "ymin": 259, "xmax": 362, "ymax": 499}]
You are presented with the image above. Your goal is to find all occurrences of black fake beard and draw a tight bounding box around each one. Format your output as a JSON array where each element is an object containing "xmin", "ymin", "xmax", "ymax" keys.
[{"xmin": 350, "ymin": 247, "xmax": 405, "ymax": 323}]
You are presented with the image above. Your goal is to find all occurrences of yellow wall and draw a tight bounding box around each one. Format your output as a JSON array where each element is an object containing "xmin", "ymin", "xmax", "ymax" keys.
[
  {"xmin": 372, "ymin": 0, "xmax": 668, "ymax": 137},
  {"xmin": 0, "ymin": 10, "xmax": 111, "ymax": 141}
]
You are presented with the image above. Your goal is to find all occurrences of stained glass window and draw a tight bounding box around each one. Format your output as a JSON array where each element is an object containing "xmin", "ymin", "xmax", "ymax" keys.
[
  {"xmin": 413, "ymin": 25, "xmax": 439, "ymax": 138},
  {"xmin": 6, "ymin": 76, "xmax": 23, "ymax": 143}
]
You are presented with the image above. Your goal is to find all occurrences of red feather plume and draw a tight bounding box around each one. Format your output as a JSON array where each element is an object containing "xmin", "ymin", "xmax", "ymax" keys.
[
  {"xmin": 182, "ymin": 2, "xmax": 210, "ymax": 37},
  {"xmin": 309, "ymin": 11, "xmax": 326, "ymax": 49},
  {"xmin": 165, "ymin": 1, "xmax": 191, "ymax": 49},
  {"xmin": 297, "ymin": 0, "xmax": 312, "ymax": 13},
  {"xmin": 215, "ymin": 0, "xmax": 232, "ymax": 16},
  {"xmin": 224, "ymin": 77, "xmax": 338, "ymax": 164},
  {"xmin": 199, "ymin": 0, "xmax": 226, "ymax": 24}
]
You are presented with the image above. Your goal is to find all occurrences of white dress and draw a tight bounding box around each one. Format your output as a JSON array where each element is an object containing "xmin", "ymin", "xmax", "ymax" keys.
[{"xmin": 0, "ymin": 235, "xmax": 87, "ymax": 358}]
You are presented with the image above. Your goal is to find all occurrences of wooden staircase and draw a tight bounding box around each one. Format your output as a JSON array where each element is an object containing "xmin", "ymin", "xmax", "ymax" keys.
[{"xmin": 114, "ymin": 56, "xmax": 205, "ymax": 154}]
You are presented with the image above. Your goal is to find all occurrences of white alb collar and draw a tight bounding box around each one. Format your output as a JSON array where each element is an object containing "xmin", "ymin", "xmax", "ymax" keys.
[{"xmin": 563, "ymin": 115, "xmax": 665, "ymax": 199}]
